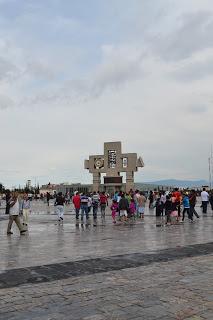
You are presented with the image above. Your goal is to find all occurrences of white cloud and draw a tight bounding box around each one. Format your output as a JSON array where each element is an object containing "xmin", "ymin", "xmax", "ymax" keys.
[{"xmin": 0, "ymin": 0, "xmax": 213, "ymax": 187}]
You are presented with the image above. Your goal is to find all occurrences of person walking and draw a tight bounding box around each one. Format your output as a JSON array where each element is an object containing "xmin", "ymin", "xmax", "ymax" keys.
[
  {"xmin": 118, "ymin": 193, "xmax": 129, "ymax": 222},
  {"xmin": 172, "ymin": 188, "xmax": 182, "ymax": 218},
  {"xmin": 72, "ymin": 192, "xmax": 81, "ymax": 220},
  {"xmin": 5, "ymin": 189, "xmax": 11, "ymax": 215},
  {"xmin": 80, "ymin": 193, "xmax": 89, "ymax": 222},
  {"xmin": 22, "ymin": 193, "xmax": 31, "ymax": 227},
  {"xmin": 138, "ymin": 191, "xmax": 146, "ymax": 219},
  {"xmin": 99, "ymin": 191, "xmax": 108, "ymax": 219},
  {"xmin": 7, "ymin": 192, "xmax": 27, "ymax": 235},
  {"xmin": 209, "ymin": 191, "xmax": 213, "ymax": 211},
  {"xmin": 46, "ymin": 192, "xmax": 51, "ymax": 207},
  {"xmin": 92, "ymin": 191, "xmax": 100, "ymax": 222},
  {"xmin": 182, "ymin": 193, "xmax": 193, "ymax": 222},
  {"xmin": 148, "ymin": 191, "xmax": 154, "ymax": 208},
  {"xmin": 160, "ymin": 191, "xmax": 166, "ymax": 216},
  {"xmin": 201, "ymin": 188, "xmax": 209, "ymax": 213},
  {"xmin": 55, "ymin": 192, "xmax": 65, "ymax": 222},
  {"xmin": 165, "ymin": 195, "xmax": 172, "ymax": 224},
  {"xmin": 189, "ymin": 190, "xmax": 199, "ymax": 219}
]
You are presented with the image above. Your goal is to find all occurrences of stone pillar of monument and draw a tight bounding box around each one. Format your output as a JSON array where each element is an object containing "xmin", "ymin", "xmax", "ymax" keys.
[
  {"xmin": 92, "ymin": 172, "xmax": 101, "ymax": 192},
  {"xmin": 126, "ymin": 171, "xmax": 134, "ymax": 192}
]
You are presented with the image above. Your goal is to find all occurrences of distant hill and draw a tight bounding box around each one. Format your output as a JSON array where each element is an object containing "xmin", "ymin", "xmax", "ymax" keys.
[{"xmin": 140, "ymin": 179, "xmax": 208, "ymax": 188}]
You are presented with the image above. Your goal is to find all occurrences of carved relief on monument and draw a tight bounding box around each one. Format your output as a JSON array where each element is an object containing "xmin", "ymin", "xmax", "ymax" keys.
[
  {"xmin": 108, "ymin": 150, "xmax": 116, "ymax": 168},
  {"xmin": 94, "ymin": 158, "xmax": 104, "ymax": 170}
]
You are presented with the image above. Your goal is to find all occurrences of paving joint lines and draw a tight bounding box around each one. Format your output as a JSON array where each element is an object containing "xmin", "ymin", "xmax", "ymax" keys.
[{"xmin": 0, "ymin": 242, "xmax": 212, "ymax": 289}]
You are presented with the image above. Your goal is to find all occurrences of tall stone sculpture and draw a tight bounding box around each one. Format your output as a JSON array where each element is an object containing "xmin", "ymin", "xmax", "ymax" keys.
[{"xmin": 84, "ymin": 141, "xmax": 144, "ymax": 192}]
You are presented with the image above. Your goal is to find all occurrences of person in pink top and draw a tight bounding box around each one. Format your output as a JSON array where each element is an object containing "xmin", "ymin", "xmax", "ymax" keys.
[
  {"xmin": 129, "ymin": 198, "xmax": 136, "ymax": 220},
  {"xmin": 72, "ymin": 192, "xmax": 81, "ymax": 220},
  {"xmin": 110, "ymin": 199, "xmax": 118, "ymax": 224}
]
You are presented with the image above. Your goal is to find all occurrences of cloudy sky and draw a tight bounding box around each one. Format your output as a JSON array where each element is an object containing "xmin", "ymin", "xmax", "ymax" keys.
[{"xmin": 0, "ymin": 0, "xmax": 213, "ymax": 188}]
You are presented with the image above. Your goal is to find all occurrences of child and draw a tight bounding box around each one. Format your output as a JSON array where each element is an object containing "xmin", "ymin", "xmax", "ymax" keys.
[
  {"xmin": 129, "ymin": 198, "xmax": 136, "ymax": 220},
  {"xmin": 110, "ymin": 199, "xmax": 118, "ymax": 224},
  {"xmin": 164, "ymin": 195, "xmax": 172, "ymax": 224}
]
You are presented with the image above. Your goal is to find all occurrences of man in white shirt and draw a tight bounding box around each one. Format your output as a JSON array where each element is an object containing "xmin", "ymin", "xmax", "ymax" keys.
[
  {"xmin": 201, "ymin": 188, "xmax": 209, "ymax": 213},
  {"xmin": 7, "ymin": 192, "xmax": 27, "ymax": 235}
]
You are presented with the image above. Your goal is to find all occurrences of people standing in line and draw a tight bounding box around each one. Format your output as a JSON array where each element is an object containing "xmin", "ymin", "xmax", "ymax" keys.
[
  {"xmin": 182, "ymin": 193, "xmax": 193, "ymax": 222},
  {"xmin": 201, "ymin": 188, "xmax": 209, "ymax": 213},
  {"xmin": 7, "ymin": 192, "xmax": 27, "ymax": 235},
  {"xmin": 189, "ymin": 190, "xmax": 199, "ymax": 219},
  {"xmin": 209, "ymin": 190, "xmax": 213, "ymax": 211},
  {"xmin": 80, "ymin": 193, "xmax": 89, "ymax": 222},
  {"xmin": 5, "ymin": 189, "xmax": 11, "ymax": 215},
  {"xmin": 118, "ymin": 193, "xmax": 129, "ymax": 222},
  {"xmin": 55, "ymin": 192, "xmax": 65, "ymax": 222},
  {"xmin": 22, "ymin": 193, "xmax": 31, "ymax": 227},
  {"xmin": 92, "ymin": 191, "xmax": 100, "ymax": 221},
  {"xmin": 137, "ymin": 191, "xmax": 146, "ymax": 219},
  {"xmin": 72, "ymin": 192, "xmax": 81, "ymax": 220},
  {"xmin": 99, "ymin": 191, "xmax": 108, "ymax": 219}
]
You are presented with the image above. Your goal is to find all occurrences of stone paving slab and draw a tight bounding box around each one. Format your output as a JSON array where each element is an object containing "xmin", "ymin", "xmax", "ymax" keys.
[
  {"xmin": 0, "ymin": 242, "xmax": 212, "ymax": 289},
  {"xmin": 0, "ymin": 200, "xmax": 213, "ymax": 271},
  {"xmin": 0, "ymin": 254, "xmax": 212, "ymax": 320}
]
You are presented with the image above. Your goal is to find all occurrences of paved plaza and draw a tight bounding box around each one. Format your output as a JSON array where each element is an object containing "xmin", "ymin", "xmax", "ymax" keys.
[{"xmin": 0, "ymin": 200, "xmax": 213, "ymax": 319}]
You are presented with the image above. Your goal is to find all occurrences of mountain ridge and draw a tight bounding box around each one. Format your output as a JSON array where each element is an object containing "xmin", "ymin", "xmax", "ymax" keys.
[{"xmin": 139, "ymin": 179, "xmax": 208, "ymax": 188}]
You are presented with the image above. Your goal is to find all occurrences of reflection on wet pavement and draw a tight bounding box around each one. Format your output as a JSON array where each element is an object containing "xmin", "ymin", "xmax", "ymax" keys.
[{"xmin": 0, "ymin": 200, "xmax": 213, "ymax": 271}]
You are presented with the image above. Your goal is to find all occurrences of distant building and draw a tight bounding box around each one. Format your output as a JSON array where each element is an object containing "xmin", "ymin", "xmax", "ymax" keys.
[
  {"xmin": 39, "ymin": 183, "xmax": 57, "ymax": 196},
  {"xmin": 26, "ymin": 180, "xmax": 31, "ymax": 189},
  {"xmin": 55, "ymin": 183, "xmax": 92, "ymax": 195}
]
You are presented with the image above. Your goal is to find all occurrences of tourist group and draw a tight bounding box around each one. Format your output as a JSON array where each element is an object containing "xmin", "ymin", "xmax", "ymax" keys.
[{"xmin": 1, "ymin": 187, "xmax": 213, "ymax": 234}]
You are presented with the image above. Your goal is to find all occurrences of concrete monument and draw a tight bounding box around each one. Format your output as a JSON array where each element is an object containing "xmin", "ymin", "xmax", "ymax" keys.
[{"xmin": 84, "ymin": 141, "xmax": 144, "ymax": 192}]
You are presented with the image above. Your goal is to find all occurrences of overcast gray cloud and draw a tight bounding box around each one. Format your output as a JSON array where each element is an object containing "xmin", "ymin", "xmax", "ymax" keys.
[
  {"xmin": 150, "ymin": 11, "xmax": 213, "ymax": 61},
  {"xmin": 0, "ymin": 0, "xmax": 213, "ymax": 187}
]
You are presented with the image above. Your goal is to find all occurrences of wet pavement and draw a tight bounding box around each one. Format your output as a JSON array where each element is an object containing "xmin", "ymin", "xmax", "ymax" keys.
[{"xmin": 0, "ymin": 200, "xmax": 213, "ymax": 319}]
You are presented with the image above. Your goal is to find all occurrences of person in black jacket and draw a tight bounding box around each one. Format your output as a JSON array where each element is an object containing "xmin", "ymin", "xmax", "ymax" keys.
[
  {"xmin": 209, "ymin": 191, "xmax": 213, "ymax": 211},
  {"xmin": 5, "ymin": 190, "xmax": 11, "ymax": 215},
  {"xmin": 189, "ymin": 190, "xmax": 199, "ymax": 219},
  {"xmin": 55, "ymin": 192, "xmax": 65, "ymax": 222},
  {"xmin": 118, "ymin": 193, "xmax": 129, "ymax": 222}
]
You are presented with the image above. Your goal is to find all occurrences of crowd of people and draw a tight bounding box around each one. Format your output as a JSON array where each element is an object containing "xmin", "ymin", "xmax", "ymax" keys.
[
  {"xmin": 1, "ymin": 187, "xmax": 213, "ymax": 234},
  {"xmin": 61, "ymin": 188, "xmax": 213, "ymax": 225}
]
